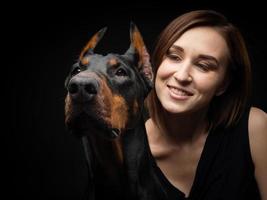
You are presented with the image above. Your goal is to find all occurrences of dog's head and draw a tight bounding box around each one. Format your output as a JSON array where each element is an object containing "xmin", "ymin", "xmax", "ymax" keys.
[{"xmin": 64, "ymin": 23, "xmax": 153, "ymax": 139}]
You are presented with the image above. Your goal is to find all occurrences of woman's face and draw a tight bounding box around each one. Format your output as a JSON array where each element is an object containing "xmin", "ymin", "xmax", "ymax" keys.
[{"xmin": 155, "ymin": 26, "xmax": 229, "ymax": 114}]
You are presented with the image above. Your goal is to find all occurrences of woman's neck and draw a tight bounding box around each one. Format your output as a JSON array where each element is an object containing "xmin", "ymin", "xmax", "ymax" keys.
[{"xmin": 158, "ymin": 108, "xmax": 210, "ymax": 145}]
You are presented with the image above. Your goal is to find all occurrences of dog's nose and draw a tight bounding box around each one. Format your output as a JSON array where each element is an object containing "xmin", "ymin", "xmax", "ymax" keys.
[{"xmin": 68, "ymin": 77, "xmax": 99, "ymax": 102}]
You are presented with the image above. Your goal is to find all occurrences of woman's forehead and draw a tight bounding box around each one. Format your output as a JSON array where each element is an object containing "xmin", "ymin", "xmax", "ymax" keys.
[{"xmin": 172, "ymin": 27, "xmax": 229, "ymax": 63}]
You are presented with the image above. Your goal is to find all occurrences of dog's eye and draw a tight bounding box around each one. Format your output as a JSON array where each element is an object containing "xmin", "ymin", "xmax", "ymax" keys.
[
  {"xmin": 115, "ymin": 68, "xmax": 127, "ymax": 77},
  {"xmin": 71, "ymin": 67, "xmax": 81, "ymax": 76}
]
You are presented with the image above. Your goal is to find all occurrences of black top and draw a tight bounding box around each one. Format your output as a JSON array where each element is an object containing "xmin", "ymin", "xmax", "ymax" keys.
[{"xmin": 150, "ymin": 107, "xmax": 261, "ymax": 200}]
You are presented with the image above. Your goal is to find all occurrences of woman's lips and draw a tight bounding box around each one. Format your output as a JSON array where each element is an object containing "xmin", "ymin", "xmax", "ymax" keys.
[{"xmin": 167, "ymin": 85, "xmax": 194, "ymax": 100}]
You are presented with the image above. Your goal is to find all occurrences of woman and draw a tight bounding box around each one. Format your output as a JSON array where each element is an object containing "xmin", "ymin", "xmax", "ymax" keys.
[{"xmin": 145, "ymin": 10, "xmax": 267, "ymax": 200}]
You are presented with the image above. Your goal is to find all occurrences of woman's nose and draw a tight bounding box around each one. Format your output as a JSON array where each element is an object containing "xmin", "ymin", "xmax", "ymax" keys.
[{"xmin": 173, "ymin": 62, "xmax": 192, "ymax": 84}]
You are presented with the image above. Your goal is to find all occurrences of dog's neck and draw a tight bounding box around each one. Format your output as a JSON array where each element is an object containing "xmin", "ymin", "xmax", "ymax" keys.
[
  {"xmin": 83, "ymin": 113, "xmax": 144, "ymax": 178},
  {"xmin": 95, "ymin": 136, "xmax": 123, "ymax": 163},
  {"xmin": 82, "ymin": 132, "xmax": 127, "ymax": 199}
]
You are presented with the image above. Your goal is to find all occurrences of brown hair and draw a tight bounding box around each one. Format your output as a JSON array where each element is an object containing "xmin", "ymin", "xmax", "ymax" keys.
[{"xmin": 146, "ymin": 10, "xmax": 252, "ymax": 131}]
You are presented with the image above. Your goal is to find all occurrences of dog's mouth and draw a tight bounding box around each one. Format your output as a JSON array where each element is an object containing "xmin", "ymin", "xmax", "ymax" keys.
[{"xmin": 66, "ymin": 112, "xmax": 120, "ymax": 139}]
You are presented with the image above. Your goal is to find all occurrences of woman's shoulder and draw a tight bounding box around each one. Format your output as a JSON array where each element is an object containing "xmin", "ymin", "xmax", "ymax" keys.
[
  {"xmin": 248, "ymin": 107, "xmax": 267, "ymax": 199},
  {"xmin": 248, "ymin": 107, "xmax": 267, "ymax": 148},
  {"xmin": 248, "ymin": 107, "xmax": 267, "ymax": 161},
  {"xmin": 248, "ymin": 106, "xmax": 267, "ymax": 154},
  {"xmin": 248, "ymin": 107, "xmax": 267, "ymax": 138}
]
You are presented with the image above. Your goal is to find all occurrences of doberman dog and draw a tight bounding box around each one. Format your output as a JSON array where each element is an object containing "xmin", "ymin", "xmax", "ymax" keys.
[{"xmin": 64, "ymin": 23, "xmax": 166, "ymax": 200}]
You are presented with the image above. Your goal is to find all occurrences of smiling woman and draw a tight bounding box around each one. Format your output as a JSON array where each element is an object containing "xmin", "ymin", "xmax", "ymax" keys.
[
  {"xmin": 145, "ymin": 10, "xmax": 267, "ymax": 200},
  {"xmin": 156, "ymin": 26, "xmax": 229, "ymax": 114}
]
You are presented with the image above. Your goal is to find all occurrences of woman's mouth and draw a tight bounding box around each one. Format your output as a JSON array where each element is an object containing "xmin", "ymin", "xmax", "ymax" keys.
[{"xmin": 167, "ymin": 85, "xmax": 193, "ymax": 100}]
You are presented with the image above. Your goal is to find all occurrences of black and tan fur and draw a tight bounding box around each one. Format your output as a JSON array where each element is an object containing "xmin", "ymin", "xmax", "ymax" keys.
[{"xmin": 64, "ymin": 23, "xmax": 164, "ymax": 200}]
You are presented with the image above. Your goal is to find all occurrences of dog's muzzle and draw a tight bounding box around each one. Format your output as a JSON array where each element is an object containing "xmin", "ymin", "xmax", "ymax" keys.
[{"xmin": 68, "ymin": 75, "xmax": 99, "ymax": 103}]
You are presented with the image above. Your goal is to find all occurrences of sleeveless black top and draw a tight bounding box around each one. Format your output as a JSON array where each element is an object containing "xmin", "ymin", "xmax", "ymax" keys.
[{"xmin": 149, "ymin": 107, "xmax": 261, "ymax": 200}]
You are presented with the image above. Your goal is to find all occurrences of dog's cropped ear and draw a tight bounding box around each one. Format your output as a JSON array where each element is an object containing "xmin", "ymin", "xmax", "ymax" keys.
[
  {"xmin": 79, "ymin": 27, "xmax": 107, "ymax": 60},
  {"xmin": 125, "ymin": 22, "xmax": 153, "ymax": 89}
]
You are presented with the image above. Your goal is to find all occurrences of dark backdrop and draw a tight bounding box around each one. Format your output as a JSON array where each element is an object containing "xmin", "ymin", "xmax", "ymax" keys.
[{"xmin": 13, "ymin": 1, "xmax": 267, "ymax": 199}]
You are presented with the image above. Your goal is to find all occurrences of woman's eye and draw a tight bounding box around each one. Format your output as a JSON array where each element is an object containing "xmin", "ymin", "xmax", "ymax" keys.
[
  {"xmin": 71, "ymin": 67, "xmax": 81, "ymax": 76},
  {"xmin": 168, "ymin": 54, "xmax": 182, "ymax": 61},
  {"xmin": 196, "ymin": 63, "xmax": 210, "ymax": 71},
  {"xmin": 166, "ymin": 50, "xmax": 182, "ymax": 61},
  {"xmin": 115, "ymin": 68, "xmax": 127, "ymax": 76}
]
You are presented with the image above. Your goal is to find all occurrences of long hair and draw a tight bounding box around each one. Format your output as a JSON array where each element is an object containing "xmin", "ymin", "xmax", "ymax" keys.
[{"xmin": 146, "ymin": 10, "xmax": 251, "ymax": 132}]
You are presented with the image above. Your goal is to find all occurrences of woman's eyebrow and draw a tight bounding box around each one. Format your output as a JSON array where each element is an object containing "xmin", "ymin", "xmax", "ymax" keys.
[
  {"xmin": 169, "ymin": 45, "xmax": 184, "ymax": 52},
  {"xmin": 170, "ymin": 45, "xmax": 220, "ymax": 66}
]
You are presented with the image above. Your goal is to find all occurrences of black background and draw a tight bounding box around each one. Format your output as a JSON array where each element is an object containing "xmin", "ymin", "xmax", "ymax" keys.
[{"xmin": 13, "ymin": 1, "xmax": 267, "ymax": 199}]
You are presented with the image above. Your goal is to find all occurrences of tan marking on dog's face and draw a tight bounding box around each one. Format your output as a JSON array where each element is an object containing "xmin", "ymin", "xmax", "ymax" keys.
[
  {"xmin": 98, "ymin": 77, "xmax": 128, "ymax": 133},
  {"xmin": 64, "ymin": 94, "xmax": 73, "ymax": 124},
  {"xmin": 80, "ymin": 56, "xmax": 91, "ymax": 66},
  {"xmin": 132, "ymin": 99, "xmax": 139, "ymax": 115},
  {"xmin": 108, "ymin": 58, "xmax": 118, "ymax": 67},
  {"xmin": 110, "ymin": 95, "xmax": 128, "ymax": 132},
  {"xmin": 98, "ymin": 77, "xmax": 113, "ymax": 120},
  {"xmin": 93, "ymin": 77, "xmax": 129, "ymax": 134}
]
